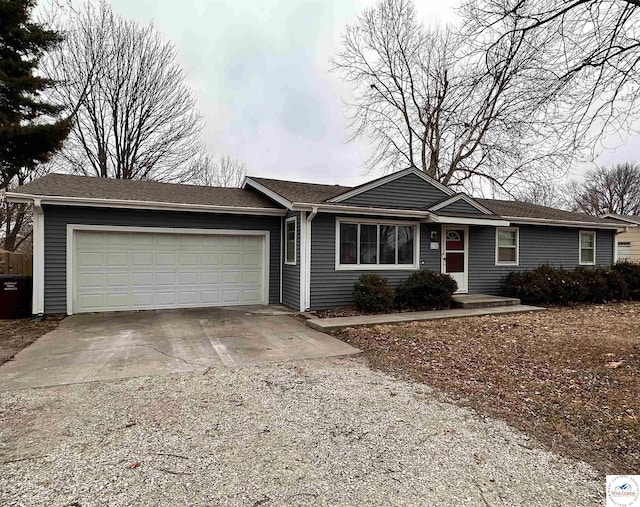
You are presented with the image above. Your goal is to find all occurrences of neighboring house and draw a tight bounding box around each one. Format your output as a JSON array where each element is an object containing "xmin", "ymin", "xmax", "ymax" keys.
[
  {"xmin": 602, "ymin": 214, "xmax": 640, "ymax": 262},
  {"xmin": 7, "ymin": 168, "xmax": 627, "ymax": 315}
]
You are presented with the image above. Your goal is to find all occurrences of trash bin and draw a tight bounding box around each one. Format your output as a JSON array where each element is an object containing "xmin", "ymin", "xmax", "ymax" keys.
[{"xmin": 0, "ymin": 275, "xmax": 32, "ymax": 319}]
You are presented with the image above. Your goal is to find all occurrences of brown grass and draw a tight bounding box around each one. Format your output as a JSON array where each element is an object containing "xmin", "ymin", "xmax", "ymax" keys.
[
  {"xmin": 334, "ymin": 303, "xmax": 640, "ymax": 474},
  {"xmin": 0, "ymin": 316, "xmax": 64, "ymax": 365}
]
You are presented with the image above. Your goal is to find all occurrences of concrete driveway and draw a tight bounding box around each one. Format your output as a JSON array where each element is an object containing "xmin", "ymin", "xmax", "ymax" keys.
[{"xmin": 0, "ymin": 306, "xmax": 358, "ymax": 390}]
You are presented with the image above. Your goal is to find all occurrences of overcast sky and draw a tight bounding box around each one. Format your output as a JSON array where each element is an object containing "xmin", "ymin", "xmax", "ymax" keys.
[{"xmin": 64, "ymin": 0, "xmax": 640, "ymax": 186}]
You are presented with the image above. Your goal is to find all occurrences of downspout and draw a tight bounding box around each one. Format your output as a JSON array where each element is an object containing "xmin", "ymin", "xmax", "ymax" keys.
[
  {"xmin": 32, "ymin": 199, "xmax": 45, "ymax": 316},
  {"xmin": 279, "ymin": 216, "xmax": 283, "ymax": 304},
  {"xmin": 304, "ymin": 207, "xmax": 318, "ymax": 311}
]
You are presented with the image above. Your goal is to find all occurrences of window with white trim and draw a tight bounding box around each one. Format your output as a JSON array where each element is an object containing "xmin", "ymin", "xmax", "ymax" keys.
[
  {"xmin": 496, "ymin": 227, "xmax": 519, "ymax": 265},
  {"xmin": 337, "ymin": 221, "xmax": 417, "ymax": 269},
  {"xmin": 580, "ymin": 231, "xmax": 596, "ymax": 265},
  {"xmin": 284, "ymin": 217, "xmax": 296, "ymax": 265}
]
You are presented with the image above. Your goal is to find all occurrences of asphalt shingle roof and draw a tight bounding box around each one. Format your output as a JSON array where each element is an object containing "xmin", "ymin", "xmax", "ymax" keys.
[
  {"xmin": 477, "ymin": 198, "xmax": 622, "ymax": 226},
  {"xmin": 10, "ymin": 173, "xmax": 624, "ymax": 227},
  {"xmin": 13, "ymin": 173, "xmax": 281, "ymax": 209},
  {"xmin": 248, "ymin": 177, "xmax": 350, "ymax": 204},
  {"xmin": 602, "ymin": 213, "xmax": 640, "ymax": 225}
]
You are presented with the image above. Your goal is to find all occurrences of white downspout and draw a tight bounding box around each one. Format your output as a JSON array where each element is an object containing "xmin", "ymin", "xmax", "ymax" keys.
[
  {"xmin": 304, "ymin": 207, "xmax": 318, "ymax": 311},
  {"xmin": 32, "ymin": 199, "xmax": 45, "ymax": 315}
]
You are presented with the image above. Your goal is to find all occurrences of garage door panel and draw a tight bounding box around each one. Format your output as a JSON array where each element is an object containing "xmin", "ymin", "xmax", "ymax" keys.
[
  {"xmin": 155, "ymin": 253, "xmax": 177, "ymax": 266},
  {"xmin": 106, "ymin": 253, "xmax": 129, "ymax": 267},
  {"xmin": 105, "ymin": 233, "xmax": 131, "ymax": 246},
  {"xmin": 242, "ymin": 289, "xmax": 261, "ymax": 303},
  {"xmin": 131, "ymin": 272, "xmax": 154, "ymax": 287},
  {"xmin": 201, "ymin": 253, "xmax": 220, "ymax": 266},
  {"xmin": 105, "ymin": 273, "xmax": 129, "ymax": 287},
  {"xmin": 77, "ymin": 273, "xmax": 103, "ymax": 288},
  {"xmin": 74, "ymin": 230, "xmax": 266, "ymax": 313},
  {"xmin": 242, "ymin": 271, "xmax": 260, "ymax": 283},
  {"xmin": 201, "ymin": 272, "xmax": 219, "ymax": 284},
  {"xmin": 222, "ymin": 253, "xmax": 240, "ymax": 265},
  {"xmin": 78, "ymin": 252, "xmax": 104, "ymax": 267},
  {"xmin": 131, "ymin": 252, "xmax": 154, "ymax": 266}
]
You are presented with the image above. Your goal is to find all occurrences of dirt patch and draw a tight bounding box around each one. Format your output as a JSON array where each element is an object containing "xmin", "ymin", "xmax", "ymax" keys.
[
  {"xmin": 0, "ymin": 316, "xmax": 64, "ymax": 365},
  {"xmin": 333, "ymin": 302, "xmax": 640, "ymax": 474}
]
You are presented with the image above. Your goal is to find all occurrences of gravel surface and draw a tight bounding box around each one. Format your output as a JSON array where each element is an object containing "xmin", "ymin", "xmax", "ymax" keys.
[{"xmin": 0, "ymin": 356, "xmax": 602, "ymax": 506}]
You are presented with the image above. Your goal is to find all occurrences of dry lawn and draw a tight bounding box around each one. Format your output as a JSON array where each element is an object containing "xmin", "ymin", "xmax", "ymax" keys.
[
  {"xmin": 334, "ymin": 303, "xmax": 640, "ymax": 474},
  {"xmin": 0, "ymin": 316, "xmax": 64, "ymax": 365}
]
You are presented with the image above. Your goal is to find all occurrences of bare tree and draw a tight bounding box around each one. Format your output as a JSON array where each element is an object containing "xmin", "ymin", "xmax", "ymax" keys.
[
  {"xmin": 567, "ymin": 163, "xmax": 640, "ymax": 216},
  {"xmin": 0, "ymin": 167, "xmax": 51, "ymax": 251},
  {"xmin": 188, "ymin": 155, "xmax": 246, "ymax": 188},
  {"xmin": 461, "ymin": 0, "xmax": 640, "ymax": 160},
  {"xmin": 332, "ymin": 0, "xmax": 576, "ymax": 192},
  {"xmin": 513, "ymin": 181, "xmax": 569, "ymax": 209},
  {"xmin": 44, "ymin": 1, "xmax": 203, "ymax": 181}
]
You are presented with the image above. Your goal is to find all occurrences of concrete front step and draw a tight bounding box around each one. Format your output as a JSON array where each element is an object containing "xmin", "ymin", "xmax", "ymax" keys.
[{"xmin": 452, "ymin": 294, "xmax": 521, "ymax": 309}]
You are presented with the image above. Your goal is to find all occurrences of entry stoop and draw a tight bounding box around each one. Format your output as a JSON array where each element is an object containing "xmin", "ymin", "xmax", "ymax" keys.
[{"xmin": 452, "ymin": 294, "xmax": 521, "ymax": 309}]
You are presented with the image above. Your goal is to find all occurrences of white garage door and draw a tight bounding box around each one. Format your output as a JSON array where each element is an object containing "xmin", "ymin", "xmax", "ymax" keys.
[{"xmin": 72, "ymin": 230, "xmax": 266, "ymax": 313}]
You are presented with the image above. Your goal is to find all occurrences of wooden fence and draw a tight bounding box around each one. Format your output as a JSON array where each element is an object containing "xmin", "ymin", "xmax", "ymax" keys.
[{"xmin": 1, "ymin": 252, "xmax": 33, "ymax": 276}]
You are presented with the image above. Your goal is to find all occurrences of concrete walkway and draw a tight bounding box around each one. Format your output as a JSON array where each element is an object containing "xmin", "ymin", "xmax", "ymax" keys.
[{"xmin": 306, "ymin": 304, "xmax": 546, "ymax": 331}]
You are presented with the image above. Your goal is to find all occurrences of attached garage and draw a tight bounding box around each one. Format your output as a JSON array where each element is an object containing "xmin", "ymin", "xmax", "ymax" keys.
[{"xmin": 69, "ymin": 226, "xmax": 269, "ymax": 314}]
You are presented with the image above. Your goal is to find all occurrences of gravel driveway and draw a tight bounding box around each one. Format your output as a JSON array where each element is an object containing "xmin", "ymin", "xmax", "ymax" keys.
[{"xmin": 0, "ymin": 356, "xmax": 602, "ymax": 506}]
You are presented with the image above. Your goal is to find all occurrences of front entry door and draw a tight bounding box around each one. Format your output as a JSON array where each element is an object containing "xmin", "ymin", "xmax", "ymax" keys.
[{"xmin": 442, "ymin": 226, "xmax": 468, "ymax": 293}]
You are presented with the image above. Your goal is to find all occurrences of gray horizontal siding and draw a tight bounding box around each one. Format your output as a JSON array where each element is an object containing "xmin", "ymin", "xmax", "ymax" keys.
[
  {"xmin": 281, "ymin": 211, "xmax": 300, "ymax": 310},
  {"xmin": 309, "ymin": 214, "xmax": 440, "ymax": 310},
  {"xmin": 437, "ymin": 199, "xmax": 485, "ymax": 215},
  {"xmin": 468, "ymin": 224, "xmax": 616, "ymax": 294},
  {"xmin": 43, "ymin": 205, "xmax": 282, "ymax": 314},
  {"xmin": 342, "ymin": 173, "xmax": 449, "ymax": 210}
]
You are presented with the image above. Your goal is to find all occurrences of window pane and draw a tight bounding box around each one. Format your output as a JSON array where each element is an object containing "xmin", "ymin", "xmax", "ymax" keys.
[
  {"xmin": 446, "ymin": 252, "xmax": 464, "ymax": 272},
  {"xmin": 581, "ymin": 233, "xmax": 594, "ymax": 248},
  {"xmin": 498, "ymin": 247, "xmax": 516, "ymax": 262},
  {"xmin": 285, "ymin": 221, "xmax": 295, "ymax": 263},
  {"xmin": 359, "ymin": 224, "xmax": 377, "ymax": 264},
  {"xmin": 581, "ymin": 248, "xmax": 594, "ymax": 263},
  {"xmin": 498, "ymin": 229, "xmax": 516, "ymax": 247},
  {"xmin": 379, "ymin": 225, "xmax": 396, "ymax": 264},
  {"xmin": 446, "ymin": 230, "xmax": 464, "ymax": 251},
  {"xmin": 340, "ymin": 223, "xmax": 357, "ymax": 264},
  {"xmin": 397, "ymin": 226, "xmax": 414, "ymax": 264}
]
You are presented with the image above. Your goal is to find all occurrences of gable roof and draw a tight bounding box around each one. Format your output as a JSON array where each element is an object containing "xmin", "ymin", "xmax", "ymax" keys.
[
  {"xmin": 245, "ymin": 176, "xmax": 350, "ymax": 205},
  {"xmin": 6, "ymin": 172, "xmax": 625, "ymax": 228},
  {"xmin": 327, "ymin": 167, "xmax": 455, "ymax": 203},
  {"xmin": 9, "ymin": 173, "xmax": 282, "ymax": 211},
  {"xmin": 477, "ymin": 198, "xmax": 623, "ymax": 226},
  {"xmin": 602, "ymin": 213, "xmax": 640, "ymax": 225},
  {"xmin": 428, "ymin": 193, "xmax": 494, "ymax": 215}
]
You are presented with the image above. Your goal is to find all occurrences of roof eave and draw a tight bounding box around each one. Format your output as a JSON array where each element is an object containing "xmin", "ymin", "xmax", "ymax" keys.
[
  {"xmin": 5, "ymin": 192, "xmax": 287, "ymax": 216},
  {"xmin": 504, "ymin": 215, "xmax": 625, "ymax": 230}
]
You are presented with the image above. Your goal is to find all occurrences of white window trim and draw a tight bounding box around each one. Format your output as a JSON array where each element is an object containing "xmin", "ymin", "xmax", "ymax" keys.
[
  {"xmin": 579, "ymin": 230, "xmax": 596, "ymax": 265},
  {"xmin": 334, "ymin": 217, "xmax": 420, "ymax": 271},
  {"xmin": 495, "ymin": 227, "xmax": 520, "ymax": 266},
  {"xmin": 284, "ymin": 216, "xmax": 297, "ymax": 265}
]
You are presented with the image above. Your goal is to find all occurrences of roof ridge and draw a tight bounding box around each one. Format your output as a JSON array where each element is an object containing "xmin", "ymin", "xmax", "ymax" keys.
[
  {"xmin": 42, "ymin": 172, "xmax": 241, "ymax": 191},
  {"xmin": 249, "ymin": 175, "xmax": 352, "ymax": 189}
]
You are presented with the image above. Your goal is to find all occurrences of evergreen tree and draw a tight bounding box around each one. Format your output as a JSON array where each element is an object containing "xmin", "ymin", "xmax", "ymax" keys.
[{"xmin": 0, "ymin": 0, "xmax": 70, "ymax": 188}]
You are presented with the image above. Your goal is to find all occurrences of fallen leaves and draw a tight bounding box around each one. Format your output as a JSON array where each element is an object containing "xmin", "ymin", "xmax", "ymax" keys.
[{"xmin": 335, "ymin": 302, "xmax": 640, "ymax": 474}]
